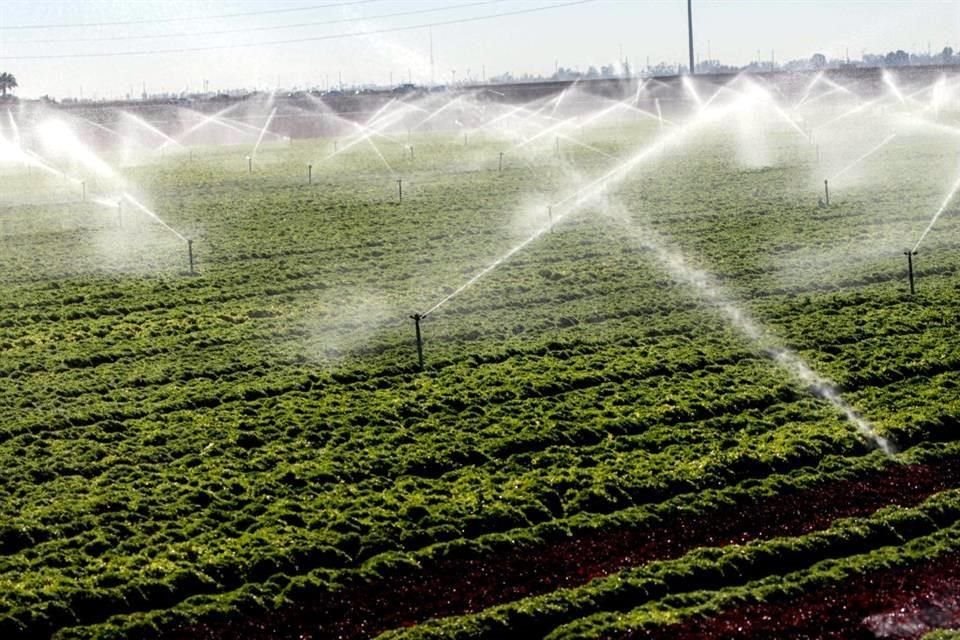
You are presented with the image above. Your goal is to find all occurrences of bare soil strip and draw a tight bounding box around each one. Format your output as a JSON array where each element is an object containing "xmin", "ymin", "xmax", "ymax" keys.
[{"xmin": 171, "ymin": 457, "xmax": 960, "ymax": 640}]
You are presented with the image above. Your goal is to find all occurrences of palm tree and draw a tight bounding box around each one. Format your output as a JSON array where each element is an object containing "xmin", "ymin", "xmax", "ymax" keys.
[{"xmin": 0, "ymin": 72, "xmax": 18, "ymax": 98}]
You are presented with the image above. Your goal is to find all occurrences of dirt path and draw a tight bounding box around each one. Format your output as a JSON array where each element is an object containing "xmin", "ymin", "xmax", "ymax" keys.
[
  {"xmin": 170, "ymin": 457, "xmax": 960, "ymax": 640},
  {"xmin": 621, "ymin": 553, "xmax": 960, "ymax": 639}
]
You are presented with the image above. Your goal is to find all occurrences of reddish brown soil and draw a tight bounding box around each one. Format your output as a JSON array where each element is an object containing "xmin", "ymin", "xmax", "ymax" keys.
[
  {"xmin": 170, "ymin": 457, "xmax": 960, "ymax": 640},
  {"xmin": 621, "ymin": 554, "xmax": 960, "ymax": 639}
]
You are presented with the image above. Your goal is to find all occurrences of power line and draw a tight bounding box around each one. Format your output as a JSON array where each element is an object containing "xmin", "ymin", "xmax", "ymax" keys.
[
  {"xmin": 0, "ymin": 0, "xmax": 385, "ymax": 31},
  {"xmin": 0, "ymin": 0, "xmax": 596, "ymax": 60},
  {"xmin": 7, "ymin": 0, "xmax": 501, "ymax": 45}
]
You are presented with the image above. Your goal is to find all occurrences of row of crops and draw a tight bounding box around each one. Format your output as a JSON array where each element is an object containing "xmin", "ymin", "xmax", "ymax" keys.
[{"xmin": 2, "ymin": 101, "xmax": 960, "ymax": 639}]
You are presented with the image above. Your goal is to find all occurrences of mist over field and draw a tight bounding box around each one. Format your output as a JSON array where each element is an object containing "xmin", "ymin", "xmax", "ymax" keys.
[{"xmin": 3, "ymin": 2, "xmax": 960, "ymax": 638}]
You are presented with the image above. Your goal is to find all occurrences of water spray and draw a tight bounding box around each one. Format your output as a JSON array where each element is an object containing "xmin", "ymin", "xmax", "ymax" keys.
[
  {"xmin": 250, "ymin": 106, "xmax": 278, "ymax": 159},
  {"xmin": 904, "ymin": 249, "xmax": 917, "ymax": 295},
  {"xmin": 117, "ymin": 200, "xmax": 123, "ymax": 227},
  {"xmin": 555, "ymin": 136, "xmax": 560, "ymax": 157},
  {"xmin": 410, "ymin": 313, "xmax": 424, "ymax": 369},
  {"xmin": 911, "ymin": 166, "xmax": 960, "ymax": 252},
  {"xmin": 830, "ymin": 133, "xmax": 898, "ymax": 182},
  {"xmin": 421, "ymin": 87, "xmax": 748, "ymax": 320},
  {"xmin": 121, "ymin": 193, "xmax": 187, "ymax": 242},
  {"xmin": 623, "ymin": 222, "xmax": 894, "ymax": 455}
]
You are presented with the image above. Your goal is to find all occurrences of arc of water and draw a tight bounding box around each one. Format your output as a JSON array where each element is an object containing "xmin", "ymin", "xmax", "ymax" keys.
[
  {"xmin": 120, "ymin": 112, "xmax": 183, "ymax": 150},
  {"xmin": 766, "ymin": 97, "xmax": 814, "ymax": 143},
  {"xmin": 219, "ymin": 114, "xmax": 287, "ymax": 139},
  {"xmin": 912, "ymin": 167, "xmax": 960, "ymax": 252},
  {"xmin": 509, "ymin": 111, "xmax": 588, "ymax": 152},
  {"xmin": 633, "ymin": 78, "xmax": 650, "ymax": 105},
  {"xmin": 549, "ymin": 86, "xmax": 571, "ymax": 117},
  {"xmin": 882, "ymin": 71, "xmax": 908, "ymax": 104},
  {"xmin": 121, "ymin": 193, "xmax": 187, "ymax": 241},
  {"xmin": 423, "ymin": 87, "xmax": 749, "ymax": 319},
  {"xmin": 626, "ymin": 223, "xmax": 894, "ymax": 455},
  {"xmin": 76, "ymin": 116, "xmax": 133, "ymax": 143},
  {"xmin": 817, "ymin": 94, "xmax": 886, "ymax": 130},
  {"xmin": 682, "ymin": 75, "xmax": 703, "ymax": 107},
  {"xmin": 409, "ymin": 95, "xmax": 464, "ymax": 131},
  {"xmin": 168, "ymin": 104, "xmax": 252, "ymax": 147},
  {"xmin": 470, "ymin": 92, "xmax": 569, "ymax": 137},
  {"xmin": 794, "ymin": 71, "xmax": 824, "ymax": 109},
  {"xmin": 820, "ymin": 75, "xmax": 857, "ymax": 97},
  {"xmin": 21, "ymin": 148, "xmax": 74, "ymax": 179},
  {"xmin": 511, "ymin": 95, "xmax": 658, "ymax": 153},
  {"xmin": 795, "ymin": 84, "xmax": 846, "ymax": 111},
  {"xmin": 349, "ymin": 121, "xmax": 394, "ymax": 173},
  {"xmin": 830, "ymin": 133, "xmax": 897, "ymax": 181},
  {"xmin": 364, "ymin": 97, "xmax": 400, "ymax": 129},
  {"xmin": 420, "ymin": 81, "xmax": 894, "ymax": 453},
  {"xmin": 6, "ymin": 110, "xmax": 20, "ymax": 146},
  {"xmin": 250, "ymin": 106, "xmax": 278, "ymax": 159}
]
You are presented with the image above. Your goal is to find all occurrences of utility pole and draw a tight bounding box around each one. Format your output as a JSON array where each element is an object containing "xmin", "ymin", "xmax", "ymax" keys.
[{"xmin": 687, "ymin": 0, "xmax": 695, "ymax": 75}]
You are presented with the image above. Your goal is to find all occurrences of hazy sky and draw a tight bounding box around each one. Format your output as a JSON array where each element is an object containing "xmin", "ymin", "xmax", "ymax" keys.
[{"xmin": 1, "ymin": 0, "xmax": 958, "ymax": 99}]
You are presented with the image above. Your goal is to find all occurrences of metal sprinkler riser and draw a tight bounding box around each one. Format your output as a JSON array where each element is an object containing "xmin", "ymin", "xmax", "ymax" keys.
[
  {"xmin": 410, "ymin": 313, "xmax": 424, "ymax": 369},
  {"xmin": 904, "ymin": 249, "xmax": 917, "ymax": 295}
]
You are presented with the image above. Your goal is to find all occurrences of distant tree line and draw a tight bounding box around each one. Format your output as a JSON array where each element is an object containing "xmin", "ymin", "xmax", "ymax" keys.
[
  {"xmin": 491, "ymin": 45, "xmax": 959, "ymax": 84},
  {"xmin": 0, "ymin": 72, "xmax": 17, "ymax": 98}
]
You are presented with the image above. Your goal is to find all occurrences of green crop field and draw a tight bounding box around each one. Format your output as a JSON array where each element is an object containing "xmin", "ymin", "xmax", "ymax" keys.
[{"xmin": 2, "ymin": 82, "xmax": 960, "ymax": 639}]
